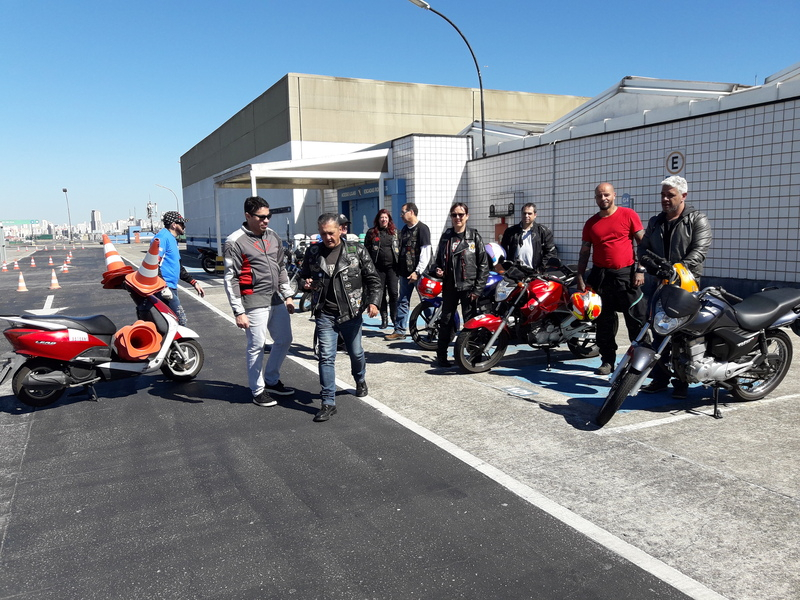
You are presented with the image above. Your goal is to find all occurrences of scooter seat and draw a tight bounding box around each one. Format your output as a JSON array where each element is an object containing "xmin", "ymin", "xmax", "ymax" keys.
[
  {"xmin": 733, "ymin": 288, "xmax": 800, "ymax": 331},
  {"xmin": 25, "ymin": 314, "xmax": 118, "ymax": 336}
]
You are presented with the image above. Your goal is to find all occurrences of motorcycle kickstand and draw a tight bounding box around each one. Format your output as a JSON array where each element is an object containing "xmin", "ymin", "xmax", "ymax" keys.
[
  {"xmin": 80, "ymin": 384, "xmax": 98, "ymax": 402},
  {"xmin": 543, "ymin": 347, "xmax": 552, "ymax": 371},
  {"xmin": 711, "ymin": 385, "xmax": 723, "ymax": 419}
]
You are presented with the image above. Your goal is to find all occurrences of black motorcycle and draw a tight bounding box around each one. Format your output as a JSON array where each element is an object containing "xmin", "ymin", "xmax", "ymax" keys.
[
  {"xmin": 596, "ymin": 252, "xmax": 800, "ymax": 427},
  {"xmin": 197, "ymin": 246, "xmax": 220, "ymax": 275}
]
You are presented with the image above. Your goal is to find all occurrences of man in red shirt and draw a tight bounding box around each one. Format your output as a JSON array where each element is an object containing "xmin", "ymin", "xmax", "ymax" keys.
[{"xmin": 576, "ymin": 182, "xmax": 647, "ymax": 375}]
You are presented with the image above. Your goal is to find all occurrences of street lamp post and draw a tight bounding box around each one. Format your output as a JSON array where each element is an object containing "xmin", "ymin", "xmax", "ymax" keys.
[
  {"xmin": 62, "ymin": 188, "xmax": 74, "ymax": 244},
  {"xmin": 407, "ymin": 0, "xmax": 486, "ymax": 158},
  {"xmin": 155, "ymin": 184, "xmax": 180, "ymax": 213}
]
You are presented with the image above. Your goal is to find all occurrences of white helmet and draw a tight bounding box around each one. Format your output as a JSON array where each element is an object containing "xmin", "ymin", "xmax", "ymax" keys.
[{"xmin": 485, "ymin": 243, "xmax": 506, "ymax": 267}]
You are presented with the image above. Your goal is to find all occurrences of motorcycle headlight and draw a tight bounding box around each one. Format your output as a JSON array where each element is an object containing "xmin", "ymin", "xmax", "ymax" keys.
[
  {"xmin": 652, "ymin": 300, "xmax": 690, "ymax": 335},
  {"xmin": 495, "ymin": 280, "xmax": 516, "ymax": 302}
]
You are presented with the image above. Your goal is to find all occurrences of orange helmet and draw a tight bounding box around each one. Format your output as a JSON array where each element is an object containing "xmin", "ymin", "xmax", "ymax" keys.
[{"xmin": 571, "ymin": 290, "xmax": 602, "ymax": 321}]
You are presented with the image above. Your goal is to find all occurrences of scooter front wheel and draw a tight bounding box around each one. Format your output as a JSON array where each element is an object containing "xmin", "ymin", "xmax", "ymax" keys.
[
  {"xmin": 596, "ymin": 367, "xmax": 638, "ymax": 427},
  {"xmin": 161, "ymin": 339, "xmax": 204, "ymax": 381},
  {"xmin": 454, "ymin": 328, "xmax": 508, "ymax": 373},
  {"xmin": 12, "ymin": 360, "xmax": 66, "ymax": 407}
]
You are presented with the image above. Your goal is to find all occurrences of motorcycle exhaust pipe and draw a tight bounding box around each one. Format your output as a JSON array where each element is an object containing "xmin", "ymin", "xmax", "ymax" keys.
[{"xmin": 23, "ymin": 370, "xmax": 69, "ymax": 390}]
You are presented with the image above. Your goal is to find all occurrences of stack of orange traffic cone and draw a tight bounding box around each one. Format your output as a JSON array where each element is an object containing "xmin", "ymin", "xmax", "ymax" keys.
[
  {"xmin": 101, "ymin": 234, "xmax": 135, "ymax": 288},
  {"xmin": 30, "ymin": 256, "xmax": 36, "ymax": 267},
  {"xmin": 124, "ymin": 238, "xmax": 166, "ymax": 294},
  {"xmin": 17, "ymin": 273, "xmax": 28, "ymax": 292},
  {"xmin": 49, "ymin": 269, "xmax": 61, "ymax": 290}
]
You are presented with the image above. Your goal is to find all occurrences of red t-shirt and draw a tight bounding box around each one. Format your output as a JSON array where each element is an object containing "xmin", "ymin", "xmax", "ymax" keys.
[{"xmin": 582, "ymin": 206, "xmax": 643, "ymax": 269}]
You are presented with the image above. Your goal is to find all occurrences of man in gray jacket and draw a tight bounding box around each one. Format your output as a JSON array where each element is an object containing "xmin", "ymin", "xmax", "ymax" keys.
[
  {"xmin": 638, "ymin": 175, "xmax": 712, "ymax": 397},
  {"xmin": 224, "ymin": 196, "xmax": 295, "ymax": 406}
]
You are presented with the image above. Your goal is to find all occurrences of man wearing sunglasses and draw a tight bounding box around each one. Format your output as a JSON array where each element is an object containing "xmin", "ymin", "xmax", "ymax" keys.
[
  {"xmin": 432, "ymin": 203, "xmax": 489, "ymax": 367},
  {"xmin": 154, "ymin": 211, "xmax": 205, "ymax": 326},
  {"xmin": 224, "ymin": 196, "xmax": 295, "ymax": 406}
]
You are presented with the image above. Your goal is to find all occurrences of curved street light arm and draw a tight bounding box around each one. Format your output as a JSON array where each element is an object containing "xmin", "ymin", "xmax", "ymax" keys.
[{"xmin": 408, "ymin": 1, "xmax": 486, "ymax": 157}]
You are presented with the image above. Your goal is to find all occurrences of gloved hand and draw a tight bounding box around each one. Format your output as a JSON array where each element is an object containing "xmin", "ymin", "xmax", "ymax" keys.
[
  {"xmin": 160, "ymin": 287, "xmax": 173, "ymax": 301},
  {"xmin": 656, "ymin": 267, "xmax": 674, "ymax": 280}
]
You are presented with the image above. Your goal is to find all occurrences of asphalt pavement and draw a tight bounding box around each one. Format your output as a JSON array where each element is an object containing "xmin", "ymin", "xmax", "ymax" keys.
[{"xmin": 0, "ymin": 243, "xmax": 798, "ymax": 599}]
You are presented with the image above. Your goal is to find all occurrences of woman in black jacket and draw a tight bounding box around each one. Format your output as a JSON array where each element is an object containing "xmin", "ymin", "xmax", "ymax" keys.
[
  {"xmin": 366, "ymin": 209, "xmax": 401, "ymax": 329},
  {"xmin": 432, "ymin": 203, "xmax": 490, "ymax": 367}
]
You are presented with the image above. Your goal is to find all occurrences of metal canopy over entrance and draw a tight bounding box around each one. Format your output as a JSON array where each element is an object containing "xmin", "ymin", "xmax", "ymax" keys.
[
  {"xmin": 213, "ymin": 148, "xmax": 390, "ymax": 192},
  {"xmin": 210, "ymin": 147, "xmax": 391, "ymax": 251}
]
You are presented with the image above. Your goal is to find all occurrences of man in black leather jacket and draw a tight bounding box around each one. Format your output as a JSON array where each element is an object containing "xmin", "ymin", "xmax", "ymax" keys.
[
  {"xmin": 432, "ymin": 203, "xmax": 490, "ymax": 367},
  {"xmin": 638, "ymin": 175, "xmax": 712, "ymax": 397},
  {"xmin": 500, "ymin": 202, "xmax": 557, "ymax": 270},
  {"xmin": 301, "ymin": 213, "xmax": 381, "ymax": 422}
]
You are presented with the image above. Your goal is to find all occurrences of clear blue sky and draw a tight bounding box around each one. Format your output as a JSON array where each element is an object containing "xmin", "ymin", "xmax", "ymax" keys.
[{"xmin": 1, "ymin": 0, "xmax": 797, "ymax": 226}]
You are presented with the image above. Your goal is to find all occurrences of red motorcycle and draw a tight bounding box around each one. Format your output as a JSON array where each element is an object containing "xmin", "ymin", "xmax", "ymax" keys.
[
  {"xmin": 0, "ymin": 282, "xmax": 204, "ymax": 407},
  {"xmin": 454, "ymin": 260, "xmax": 600, "ymax": 372}
]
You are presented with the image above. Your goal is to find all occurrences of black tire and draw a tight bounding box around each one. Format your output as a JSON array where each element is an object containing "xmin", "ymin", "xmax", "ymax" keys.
[
  {"xmin": 297, "ymin": 291, "xmax": 313, "ymax": 313},
  {"xmin": 12, "ymin": 360, "xmax": 67, "ymax": 407},
  {"xmin": 160, "ymin": 339, "xmax": 204, "ymax": 381},
  {"xmin": 410, "ymin": 300, "xmax": 441, "ymax": 351},
  {"xmin": 201, "ymin": 255, "xmax": 216, "ymax": 275},
  {"xmin": 730, "ymin": 329, "xmax": 792, "ymax": 401},
  {"xmin": 596, "ymin": 368, "xmax": 638, "ymax": 427},
  {"xmin": 454, "ymin": 328, "xmax": 509, "ymax": 373},
  {"xmin": 567, "ymin": 326, "xmax": 600, "ymax": 358}
]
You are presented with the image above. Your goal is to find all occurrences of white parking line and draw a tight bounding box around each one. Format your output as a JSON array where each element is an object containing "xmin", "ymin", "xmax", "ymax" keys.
[{"xmin": 595, "ymin": 393, "xmax": 800, "ymax": 435}]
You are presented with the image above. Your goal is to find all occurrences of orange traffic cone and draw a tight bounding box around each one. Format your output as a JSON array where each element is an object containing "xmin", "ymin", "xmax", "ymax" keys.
[
  {"xmin": 113, "ymin": 321, "xmax": 163, "ymax": 360},
  {"xmin": 17, "ymin": 272, "xmax": 28, "ymax": 292},
  {"xmin": 49, "ymin": 269, "xmax": 61, "ymax": 290},
  {"xmin": 1, "ymin": 262, "xmax": 7, "ymax": 272},
  {"xmin": 48, "ymin": 256, "xmax": 54, "ymax": 265},
  {"xmin": 101, "ymin": 234, "xmax": 135, "ymax": 289},
  {"xmin": 13, "ymin": 261, "xmax": 20, "ymax": 270},
  {"xmin": 61, "ymin": 262, "xmax": 70, "ymax": 274},
  {"xmin": 65, "ymin": 255, "xmax": 71, "ymax": 264},
  {"xmin": 30, "ymin": 257, "xmax": 36, "ymax": 267},
  {"xmin": 124, "ymin": 238, "xmax": 166, "ymax": 294}
]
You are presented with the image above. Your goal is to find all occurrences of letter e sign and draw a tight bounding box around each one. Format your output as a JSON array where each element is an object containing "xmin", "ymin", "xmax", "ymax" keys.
[{"xmin": 666, "ymin": 151, "xmax": 685, "ymax": 174}]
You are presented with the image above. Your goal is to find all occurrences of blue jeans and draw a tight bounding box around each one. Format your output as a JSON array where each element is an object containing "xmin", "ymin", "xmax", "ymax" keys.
[
  {"xmin": 395, "ymin": 275, "xmax": 416, "ymax": 334},
  {"xmin": 316, "ymin": 312, "xmax": 366, "ymax": 406},
  {"xmin": 160, "ymin": 287, "xmax": 187, "ymax": 326}
]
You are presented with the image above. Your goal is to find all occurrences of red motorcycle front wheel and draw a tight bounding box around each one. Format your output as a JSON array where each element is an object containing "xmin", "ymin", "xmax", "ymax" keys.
[{"xmin": 454, "ymin": 328, "xmax": 509, "ymax": 373}]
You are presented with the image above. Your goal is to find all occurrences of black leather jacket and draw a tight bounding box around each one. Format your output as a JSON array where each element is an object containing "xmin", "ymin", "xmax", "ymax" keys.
[
  {"xmin": 434, "ymin": 227, "xmax": 490, "ymax": 293},
  {"xmin": 638, "ymin": 205, "xmax": 712, "ymax": 277},
  {"xmin": 500, "ymin": 222, "xmax": 557, "ymax": 270},
  {"xmin": 300, "ymin": 240, "xmax": 382, "ymax": 323}
]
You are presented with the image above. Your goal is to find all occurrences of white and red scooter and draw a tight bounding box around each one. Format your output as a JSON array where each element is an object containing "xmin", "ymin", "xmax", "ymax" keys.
[{"xmin": 0, "ymin": 238, "xmax": 204, "ymax": 407}]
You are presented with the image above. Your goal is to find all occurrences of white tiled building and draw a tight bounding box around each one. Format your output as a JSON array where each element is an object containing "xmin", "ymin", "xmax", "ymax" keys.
[{"xmin": 183, "ymin": 63, "xmax": 800, "ymax": 294}]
